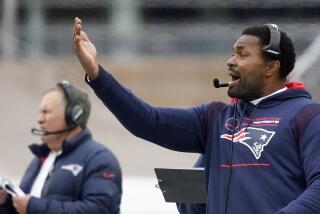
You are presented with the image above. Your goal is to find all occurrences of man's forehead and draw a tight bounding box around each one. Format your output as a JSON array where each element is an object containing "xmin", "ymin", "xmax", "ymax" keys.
[
  {"xmin": 233, "ymin": 35, "xmax": 261, "ymax": 50},
  {"xmin": 40, "ymin": 90, "xmax": 63, "ymax": 107}
]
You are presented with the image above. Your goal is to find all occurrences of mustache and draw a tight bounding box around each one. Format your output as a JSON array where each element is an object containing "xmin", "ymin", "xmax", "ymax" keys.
[{"xmin": 228, "ymin": 67, "xmax": 240, "ymax": 76}]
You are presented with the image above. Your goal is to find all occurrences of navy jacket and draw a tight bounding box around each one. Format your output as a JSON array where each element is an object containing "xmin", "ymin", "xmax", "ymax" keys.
[
  {"xmin": 20, "ymin": 129, "xmax": 122, "ymax": 214},
  {"xmin": 87, "ymin": 66, "xmax": 320, "ymax": 214}
]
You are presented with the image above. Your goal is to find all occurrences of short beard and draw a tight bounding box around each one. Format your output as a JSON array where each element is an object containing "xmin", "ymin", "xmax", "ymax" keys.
[{"xmin": 227, "ymin": 80, "xmax": 265, "ymax": 101}]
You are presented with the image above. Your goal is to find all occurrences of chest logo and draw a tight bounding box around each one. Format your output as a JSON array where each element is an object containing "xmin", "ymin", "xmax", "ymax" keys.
[
  {"xmin": 220, "ymin": 127, "xmax": 275, "ymax": 159},
  {"xmin": 61, "ymin": 164, "xmax": 83, "ymax": 176}
]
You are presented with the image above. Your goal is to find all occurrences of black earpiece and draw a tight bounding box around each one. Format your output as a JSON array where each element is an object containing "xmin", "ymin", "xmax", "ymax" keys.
[
  {"xmin": 57, "ymin": 80, "xmax": 84, "ymax": 127},
  {"xmin": 263, "ymin": 24, "xmax": 281, "ymax": 58}
]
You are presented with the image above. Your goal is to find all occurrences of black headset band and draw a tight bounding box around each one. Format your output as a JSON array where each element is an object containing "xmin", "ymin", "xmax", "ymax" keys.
[
  {"xmin": 57, "ymin": 80, "xmax": 78, "ymax": 106},
  {"xmin": 263, "ymin": 23, "xmax": 281, "ymax": 58}
]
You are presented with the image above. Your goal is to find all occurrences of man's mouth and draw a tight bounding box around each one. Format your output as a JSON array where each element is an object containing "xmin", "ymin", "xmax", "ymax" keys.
[{"xmin": 228, "ymin": 72, "xmax": 240, "ymax": 87}]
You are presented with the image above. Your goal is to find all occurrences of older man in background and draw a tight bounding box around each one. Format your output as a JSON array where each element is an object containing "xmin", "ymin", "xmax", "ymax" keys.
[{"xmin": 0, "ymin": 81, "xmax": 122, "ymax": 214}]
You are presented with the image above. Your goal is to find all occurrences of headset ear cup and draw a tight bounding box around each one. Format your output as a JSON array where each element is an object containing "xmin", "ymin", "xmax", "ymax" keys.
[
  {"xmin": 70, "ymin": 104, "xmax": 84, "ymax": 126},
  {"xmin": 57, "ymin": 80, "xmax": 84, "ymax": 127},
  {"xmin": 65, "ymin": 104, "xmax": 73, "ymax": 127}
]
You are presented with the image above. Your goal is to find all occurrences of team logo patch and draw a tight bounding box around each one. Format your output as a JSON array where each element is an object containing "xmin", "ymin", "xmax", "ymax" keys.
[
  {"xmin": 61, "ymin": 164, "xmax": 83, "ymax": 176},
  {"xmin": 221, "ymin": 127, "xmax": 275, "ymax": 159},
  {"xmin": 224, "ymin": 118, "xmax": 239, "ymax": 131}
]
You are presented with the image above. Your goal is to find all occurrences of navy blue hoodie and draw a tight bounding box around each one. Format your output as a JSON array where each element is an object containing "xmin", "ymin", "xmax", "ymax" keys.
[{"xmin": 87, "ymin": 66, "xmax": 320, "ymax": 214}]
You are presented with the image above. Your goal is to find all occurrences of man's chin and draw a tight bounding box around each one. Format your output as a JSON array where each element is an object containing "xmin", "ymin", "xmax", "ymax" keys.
[
  {"xmin": 227, "ymin": 88, "xmax": 240, "ymax": 99},
  {"xmin": 41, "ymin": 135, "xmax": 52, "ymax": 142},
  {"xmin": 41, "ymin": 135, "xmax": 47, "ymax": 142}
]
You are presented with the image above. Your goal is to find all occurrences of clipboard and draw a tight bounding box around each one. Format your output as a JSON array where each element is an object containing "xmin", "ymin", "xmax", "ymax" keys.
[{"xmin": 154, "ymin": 168, "xmax": 206, "ymax": 203}]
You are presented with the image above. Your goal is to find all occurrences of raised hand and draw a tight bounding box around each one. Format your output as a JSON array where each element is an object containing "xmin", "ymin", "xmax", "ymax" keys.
[{"xmin": 72, "ymin": 17, "xmax": 99, "ymax": 79}]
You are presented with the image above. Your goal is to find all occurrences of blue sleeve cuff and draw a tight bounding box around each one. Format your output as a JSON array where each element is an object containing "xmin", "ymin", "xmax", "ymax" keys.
[{"xmin": 85, "ymin": 65, "xmax": 114, "ymax": 92}]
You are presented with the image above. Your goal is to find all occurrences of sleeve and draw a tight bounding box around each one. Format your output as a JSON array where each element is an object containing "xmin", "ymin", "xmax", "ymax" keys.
[
  {"xmin": 176, "ymin": 155, "xmax": 206, "ymax": 214},
  {"xmin": 275, "ymin": 114, "xmax": 320, "ymax": 214},
  {"xmin": 86, "ymin": 65, "xmax": 225, "ymax": 153},
  {"xmin": 26, "ymin": 150, "xmax": 122, "ymax": 214}
]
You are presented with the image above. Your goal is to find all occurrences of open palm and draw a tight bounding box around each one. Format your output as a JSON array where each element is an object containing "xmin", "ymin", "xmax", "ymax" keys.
[{"xmin": 73, "ymin": 17, "xmax": 99, "ymax": 78}]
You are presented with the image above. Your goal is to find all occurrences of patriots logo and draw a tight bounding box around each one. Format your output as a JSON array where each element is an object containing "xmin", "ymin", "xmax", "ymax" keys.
[
  {"xmin": 221, "ymin": 127, "xmax": 275, "ymax": 159},
  {"xmin": 61, "ymin": 164, "xmax": 83, "ymax": 176}
]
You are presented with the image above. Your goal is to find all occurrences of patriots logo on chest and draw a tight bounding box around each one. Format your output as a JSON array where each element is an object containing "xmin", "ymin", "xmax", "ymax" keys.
[{"xmin": 220, "ymin": 127, "xmax": 275, "ymax": 159}]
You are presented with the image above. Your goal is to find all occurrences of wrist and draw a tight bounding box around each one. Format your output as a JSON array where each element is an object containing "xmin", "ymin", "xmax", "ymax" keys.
[{"xmin": 85, "ymin": 63, "xmax": 99, "ymax": 80}]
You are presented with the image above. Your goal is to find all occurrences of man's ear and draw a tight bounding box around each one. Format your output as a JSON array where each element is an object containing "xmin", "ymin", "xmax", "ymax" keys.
[{"xmin": 265, "ymin": 60, "xmax": 280, "ymax": 78}]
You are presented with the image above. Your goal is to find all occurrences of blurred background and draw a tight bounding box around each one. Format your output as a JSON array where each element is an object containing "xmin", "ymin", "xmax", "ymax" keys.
[{"xmin": 0, "ymin": 0, "xmax": 320, "ymax": 213}]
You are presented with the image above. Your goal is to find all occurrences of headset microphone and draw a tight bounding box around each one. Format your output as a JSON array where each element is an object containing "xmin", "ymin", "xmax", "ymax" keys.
[
  {"xmin": 213, "ymin": 78, "xmax": 229, "ymax": 88},
  {"xmin": 31, "ymin": 126, "xmax": 75, "ymax": 136}
]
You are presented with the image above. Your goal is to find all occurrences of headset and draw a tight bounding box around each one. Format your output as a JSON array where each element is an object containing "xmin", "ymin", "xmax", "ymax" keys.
[
  {"xmin": 57, "ymin": 80, "xmax": 84, "ymax": 127},
  {"xmin": 263, "ymin": 23, "xmax": 281, "ymax": 58}
]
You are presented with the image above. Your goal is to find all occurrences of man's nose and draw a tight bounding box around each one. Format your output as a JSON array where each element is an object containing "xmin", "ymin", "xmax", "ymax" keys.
[
  {"xmin": 226, "ymin": 55, "xmax": 236, "ymax": 68},
  {"xmin": 37, "ymin": 114, "xmax": 44, "ymax": 124}
]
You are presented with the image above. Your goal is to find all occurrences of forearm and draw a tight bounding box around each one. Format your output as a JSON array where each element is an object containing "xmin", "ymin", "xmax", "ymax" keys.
[
  {"xmin": 86, "ymin": 65, "xmax": 205, "ymax": 153},
  {"xmin": 275, "ymin": 179, "xmax": 320, "ymax": 214}
]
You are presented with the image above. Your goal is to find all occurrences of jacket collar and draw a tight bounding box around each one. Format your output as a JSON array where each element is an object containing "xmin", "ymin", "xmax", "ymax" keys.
[
  {"xmin": 29, "ymin": 129, "xmax": 92, "ymax": 157},
  {"xmin": 236, "ymin": 87, "xmax": 312, "ymax": 114}
]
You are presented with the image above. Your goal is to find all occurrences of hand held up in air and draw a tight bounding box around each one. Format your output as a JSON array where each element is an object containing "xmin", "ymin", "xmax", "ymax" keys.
[{"xmin": 72, "ymin": 17, "xmax": 99, "ymax": 80}]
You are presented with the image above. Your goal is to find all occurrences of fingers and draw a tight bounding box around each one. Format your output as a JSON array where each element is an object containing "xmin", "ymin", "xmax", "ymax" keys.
[
  {"xmin": 12, "ymin": 197, "xmax": 22, "ymax": 214},
  {"xmin": 12, "ymin": 197, "xmax": 19, "ymax": 213},
  {"xmin": 81, "ymin": 31, "xmax": 90, "ymax": 42},
  {"xmin": 72, "ymin": 18, "xmax": 92, "ymax": 53},
  {"xmin": 73, "ymin": 17, "xmax": 82, "ymax": 39},
  {"xmin": 72, "ymin": 17, "xmax": 83, "ymax": 48},
  {"xmin": 8, "ymin": 195, "xmax": 30, "ymax": 214},
  {"xmin": 71, "ymin": 17, "xmax": 99, "ymax": 79}
]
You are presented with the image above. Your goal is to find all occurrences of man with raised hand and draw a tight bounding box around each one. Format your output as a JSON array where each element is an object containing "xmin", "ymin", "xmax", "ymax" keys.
[{"xmin": 73, "ymin": 17, "xmax": 320, "ymax": 214}]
